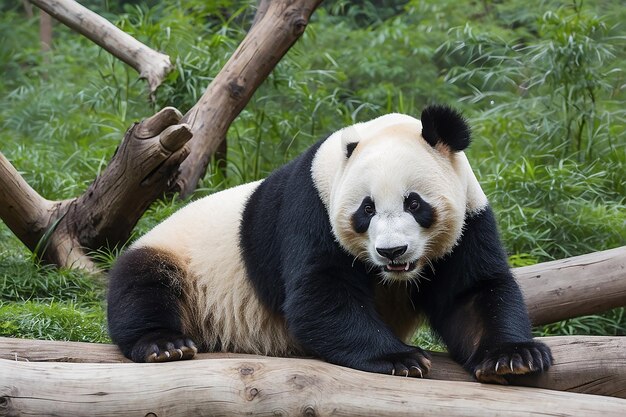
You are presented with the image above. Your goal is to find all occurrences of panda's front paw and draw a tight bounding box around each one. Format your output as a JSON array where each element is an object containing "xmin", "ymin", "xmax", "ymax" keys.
[
  {"xmin": 130, "ymin": 331, "xmax": 198, "ymax": 363},
  {"xmin": 363, "ymin": 347, "xmax": 432, "ymax": 378},
  {"xmin": 471, "ymin": 341, "xmax": 553, "ymax": 384}
]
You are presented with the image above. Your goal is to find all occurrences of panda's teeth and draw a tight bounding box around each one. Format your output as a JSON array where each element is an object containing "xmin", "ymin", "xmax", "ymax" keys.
[{"xmin": 385, "ymin": 262, "xmax": 412, "ymax": 272}]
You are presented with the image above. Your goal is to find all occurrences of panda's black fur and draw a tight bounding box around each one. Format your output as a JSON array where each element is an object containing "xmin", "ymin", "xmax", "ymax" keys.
[
  {"xmin": 240, "ymin": 140, "xmax": 426, "ymax": 372},
  {"xmin": 107, "ymin": 105, "xmax": 552, "ymax": 383}
]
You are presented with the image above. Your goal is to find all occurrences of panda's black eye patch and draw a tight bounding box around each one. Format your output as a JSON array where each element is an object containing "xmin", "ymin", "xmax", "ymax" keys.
[
  {"xmin": 404, "ymin": 192, "xmax": 434, "ymax": 228},
  {"xmin": 352, "ymin": 197, "xmax": 375, "ymax": 233}
]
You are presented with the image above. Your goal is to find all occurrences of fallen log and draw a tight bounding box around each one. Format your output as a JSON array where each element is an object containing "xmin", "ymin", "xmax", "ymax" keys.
[
  {"xmin": 1, "ymin": 336, "xmax": 624, "ymax": 399},
  {"xmin": 515, "ymin": 246, "xmax": 626, "ymax": 325},
  {"xmin": 1, "ymin": 350, "xmax": 625, "ymax": 416}
]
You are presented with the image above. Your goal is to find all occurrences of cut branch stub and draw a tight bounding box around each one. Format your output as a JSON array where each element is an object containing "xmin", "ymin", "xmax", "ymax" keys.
[
  {"xmin": 65, "ymin": 107, "xmax": 192, "ymax": 251},
  {"xmin": 174, "ymin": 0, "xmax": 323, "ymax": 198},
  {"xmin": 0, "ymin": 107, "xmax": 191, "ymax": 270}
]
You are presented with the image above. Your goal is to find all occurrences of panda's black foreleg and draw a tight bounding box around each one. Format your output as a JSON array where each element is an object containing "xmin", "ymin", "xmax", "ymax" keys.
[
  {"xmin": 283, "ymin": 266, "xmax": 431, "ymax": 377},
  {"xmin": 419, "ymin": 208, "xmax": 552, "ymax": 384},
  {"xmin": 107, "ymin": 247, "xmax": 197, "ymax": 363},
  {"xmin": 425, "ymin": 277, "xmax": 552, "ymax": 384}
]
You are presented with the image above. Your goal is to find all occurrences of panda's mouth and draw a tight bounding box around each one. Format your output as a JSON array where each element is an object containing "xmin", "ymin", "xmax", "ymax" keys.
[{"xmin": 384, "ymin": 261, "xmax": 417, "ymax": 273}]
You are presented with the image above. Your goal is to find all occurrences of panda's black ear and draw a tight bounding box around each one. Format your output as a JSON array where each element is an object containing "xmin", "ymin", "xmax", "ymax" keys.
[
  {"xmin": 420, "ymin": 105, "xmax": 471, "ymax": 152},
  {"xmin": 346, "ymin": 142, "xmax": 358, "ymax": 158},
  {"xmin": 341, "ymin": 126, "xmax": 361, "ymax": 159}
]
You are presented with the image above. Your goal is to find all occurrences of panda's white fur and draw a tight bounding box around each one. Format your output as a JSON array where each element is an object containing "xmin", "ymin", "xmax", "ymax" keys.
[
  {"xmin": 132, "ymin": 181, "xmax": 303, "ymax": 356},
  {"xmin": 108, "ymin": 107, "xmax": 551, "ymax": 383}
]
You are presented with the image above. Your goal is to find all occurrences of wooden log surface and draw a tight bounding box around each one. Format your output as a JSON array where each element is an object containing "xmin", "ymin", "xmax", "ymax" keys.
[
  {"xmin": 1, "ymin": 336, "xmax": 625, "ymax": 400},
  {"xmin": 515, "ymin": 246, "xmax": 626, "ymax": 325},
  {"xmin": 1, "ymin": 351, "xmax": 625, "ymax": 417}
]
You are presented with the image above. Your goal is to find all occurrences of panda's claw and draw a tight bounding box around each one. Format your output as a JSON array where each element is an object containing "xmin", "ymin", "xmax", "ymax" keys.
[
  {"xmin": 410, "ymin": 366, "xmax": 423, "ymax": 378},
  {"xmin": 132, "ymin": 331, "xmax": 198, "ymax": 363},
  {"xmin": 472, "ymin": 340, "xmax": 553, "ymax": 384}
]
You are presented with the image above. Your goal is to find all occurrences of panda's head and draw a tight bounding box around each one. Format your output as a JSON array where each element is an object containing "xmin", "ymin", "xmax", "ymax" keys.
[{"xmin": 313, "ymin": 105, "xmax": 484, "ymax": 282}]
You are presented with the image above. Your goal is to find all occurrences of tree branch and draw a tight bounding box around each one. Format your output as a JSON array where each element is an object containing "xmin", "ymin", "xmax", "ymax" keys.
[
  {"xmin": 174, "ymin": 0, "xmax": 323, "ymax": 197},
  {"xmin": 29, "ymin": 0, "xmax": 172, "ymax": 93},
  {"xmin": 2, "ymin": 0, "xmax": 321, "ymax": 268},
  {"xmin": 0, "ymin": 108, "xmax": 191, "ymax": 270},
  {"xmin": 0, "ymin": 337, "xmax": 625, "ymax": 416},
  {"xmin": 0, "ymin": 153, "xmax": 55, "ymax": 251},
  {"xmin": 251, "ymin": 0, "xmax": 271, "ymax": 28}
]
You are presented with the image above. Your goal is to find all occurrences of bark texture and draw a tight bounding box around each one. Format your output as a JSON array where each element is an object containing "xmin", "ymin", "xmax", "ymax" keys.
[
  {"xmin": 1, "ymin": 336, "xmax": 625, "ymax": 399},
  {"xmin": 29, "ymin": 0, "xmax": 172, "ymax": 92},
  {"xmin": 0, "ymin": 108, "xmax": 191, "ymax": 270},
  {"xmin": 1, "ymin": 337, "xmax": 625, "ymax": 416},
  {"xmin": 515, "ymin": 245, "xmax": 626, "ymax": 325}
]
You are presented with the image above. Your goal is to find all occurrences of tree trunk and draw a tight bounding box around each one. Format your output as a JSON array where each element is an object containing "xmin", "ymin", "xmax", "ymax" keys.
[
  {"xmin": 174, "ymin": 0, "xmax": 323, "ymax": 198},
  {"xmin": 0, "ymin": 108, "xmax": 191, "ymax": 270},
  {"xmin": 39, "ymin": 9, "xmax": 52, "ymax": 53},
  {"xmin": 1, "ymin": 1, "xmax": 322, "ymax": 269},
  {"xmin": 29, "ymin": 0, "xmax": 172, "ymax": 93},
  {"xmin": 1, "ymin": 337, "xmax": 625, "ymax": 416}
]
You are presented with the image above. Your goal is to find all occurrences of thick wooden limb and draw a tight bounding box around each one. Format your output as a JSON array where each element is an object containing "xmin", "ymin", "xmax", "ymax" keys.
[
  {"xmin": 0, "ymin": 153, "xmax": 56, "ymax": 251},
  {"xmin": 29, "ymin": 0, "xmax": 172, "ymax": 93},
  {"xmin": 1, "ymin": 336, "xmax": 624, "ymax": 399},
  {"xmin": 0, "ymin": 108, "xmax": 191, "ymax": 269},
  {"xmin": 1, "ymin": 340, "xmax": 625, "ymax": 416},
  {"xmin": 251, "ymin": 0, "xmax": 272, "ymax": 28},
  {"xmin": 175, "ymin": 0, "xmax": 323, "ymax": 197},
  {"xmin": 515, "ymin": 246, "xmax": 626, "ymax": 325},
  {"xmin": 61, "ymin": 108, "xmax": 192, "ymax": 250}
]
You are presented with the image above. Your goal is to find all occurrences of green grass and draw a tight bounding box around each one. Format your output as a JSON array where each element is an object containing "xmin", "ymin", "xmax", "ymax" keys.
[
  {"xmin": 0, "ymin": 253, "xmax": 108, "ymax": 342},
  {"xmin": 1, "ymin": 0, "xmax": 625, "ymax": 345}
]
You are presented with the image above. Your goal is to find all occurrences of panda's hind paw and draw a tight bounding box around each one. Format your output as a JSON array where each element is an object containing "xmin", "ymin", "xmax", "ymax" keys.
[
  {"xmin": 131, "ymin": 331, "xmax": 197, "ymax": 363},
  {"xmin": 472, "ymin": 340, "xmax": 552, "ymax": 384}
]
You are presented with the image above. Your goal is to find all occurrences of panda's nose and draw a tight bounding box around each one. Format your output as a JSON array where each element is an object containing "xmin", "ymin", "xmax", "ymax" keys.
[{"xmin": 376, "ymin": 245, "xmax": 407, "ymax": 261}]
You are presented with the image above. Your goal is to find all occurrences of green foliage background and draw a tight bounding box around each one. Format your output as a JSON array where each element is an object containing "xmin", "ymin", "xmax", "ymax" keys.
[{"xmin": 0, "ymin": 0, "xmax": 624, "ymax": 347}]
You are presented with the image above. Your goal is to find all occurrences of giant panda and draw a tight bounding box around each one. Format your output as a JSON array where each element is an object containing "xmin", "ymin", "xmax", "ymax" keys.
[{"xmin": 107, "ymin": 105, "xmax": 552, "ymax": 383}]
